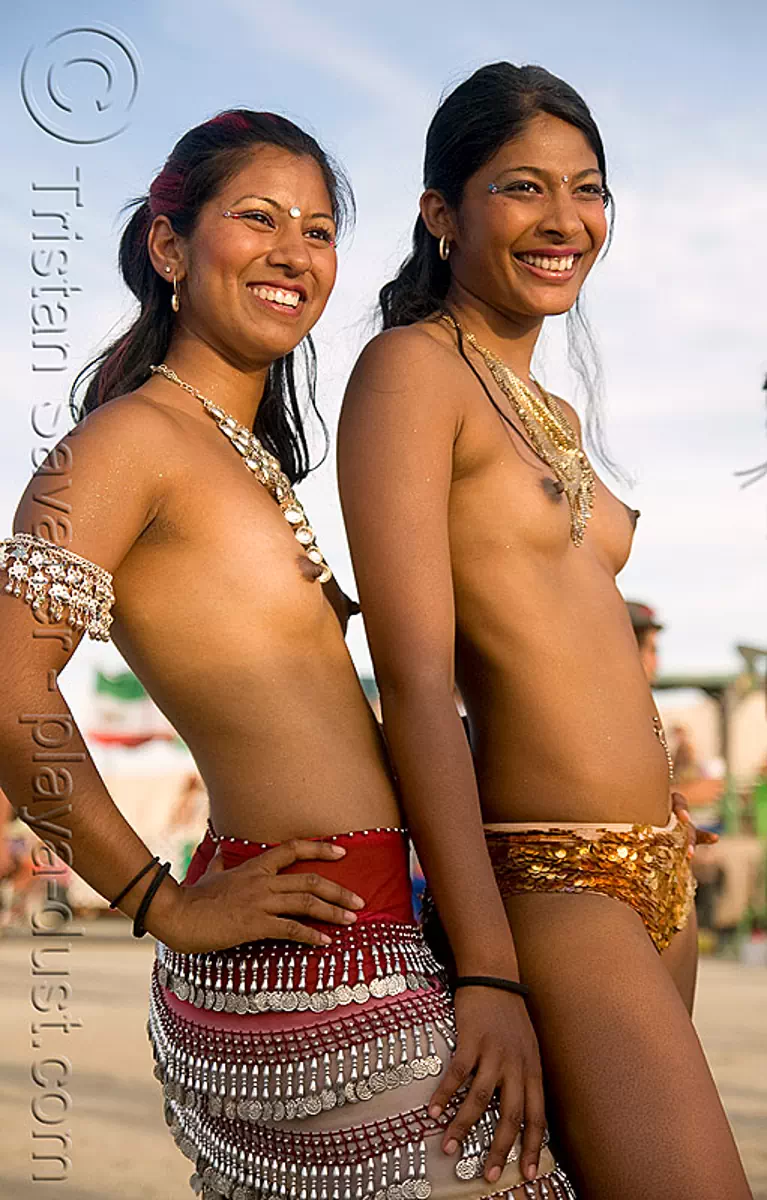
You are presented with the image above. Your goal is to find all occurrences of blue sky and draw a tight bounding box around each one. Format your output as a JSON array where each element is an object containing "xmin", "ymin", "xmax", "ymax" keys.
[{"xmin": 1, "ymin": 0, "xmax": 766, "ymax": 709}]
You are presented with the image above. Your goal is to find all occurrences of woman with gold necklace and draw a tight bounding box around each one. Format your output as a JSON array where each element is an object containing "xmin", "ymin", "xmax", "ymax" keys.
[
  {"xmin": 0, "ymin": 110, "xmax": 572, "ymax": 1198},
  {"xmin": 338, "ymin": 64, "xmax": 752, "ymax": 1198}
]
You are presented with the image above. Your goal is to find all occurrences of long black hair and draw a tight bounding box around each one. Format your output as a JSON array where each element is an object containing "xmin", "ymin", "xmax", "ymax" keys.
[
  {"xmin": 379, "ymin": 63, "xmax": 617, "ymax": 469},
  {"xmin": 70, "ymin": 109, "xmax": 354, "ymax": 483}
]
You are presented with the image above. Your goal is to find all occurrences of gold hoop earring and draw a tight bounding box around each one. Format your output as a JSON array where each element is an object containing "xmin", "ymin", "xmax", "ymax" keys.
[
  {"xmin": 438, "ymin": 235, "xmax": 451, "ymax": 262},
  {"xmin": 171, "ymin": 276, "xmax": 181, "ymax": 313}
]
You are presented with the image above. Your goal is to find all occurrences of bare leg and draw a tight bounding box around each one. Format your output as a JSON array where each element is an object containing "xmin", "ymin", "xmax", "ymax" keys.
[
  {"xmin": 663, "ymin": 905, "xmax": 699, "ymax": 1014},
  {"xmin": 504, "ymin": 891, "xmax": 751, "ymax": 1199}
]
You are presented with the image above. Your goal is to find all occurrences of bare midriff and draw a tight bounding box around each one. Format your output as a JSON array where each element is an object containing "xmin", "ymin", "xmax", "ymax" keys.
[
  {"xmin": 449, "ymin": 365, "xmax": 670, "ymax": 828},
  {"xmin": 109, "ymin": 411, "xmax": 400, "ymax": 843}
]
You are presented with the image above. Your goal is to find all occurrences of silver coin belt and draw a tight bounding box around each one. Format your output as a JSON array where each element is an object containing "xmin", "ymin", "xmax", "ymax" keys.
[
  {"xmin": 150, "ymin": 972, "xmax": 455, "ymax": 1122},
  {"xmin": 155, "ymin": 921, "xmax": 442, "ymax": 1016},
  {"xmin": 165, "ymin": 1079, "xmax": 573, "ymax": 1200}
]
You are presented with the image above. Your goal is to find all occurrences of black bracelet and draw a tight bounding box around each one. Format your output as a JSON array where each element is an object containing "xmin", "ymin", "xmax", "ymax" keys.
[
  {"xmin": 132, "ymin": 861, "xmax": 172, "ymax": 939},
  {"xmin": 454, "ymin": 974, "xmax": 530, "ymax": 998},
  {"xmin": 109, "ymin": 855, "xmax": 160, "ymax": 910}
]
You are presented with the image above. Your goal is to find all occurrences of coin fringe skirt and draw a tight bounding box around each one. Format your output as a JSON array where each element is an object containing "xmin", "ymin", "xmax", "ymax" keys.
[{"xmin": 148, "ymin": 827, "xmax": 575, "ymax": 1200}]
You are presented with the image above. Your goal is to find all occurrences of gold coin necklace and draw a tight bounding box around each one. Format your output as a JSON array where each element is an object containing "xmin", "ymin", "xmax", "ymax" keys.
[
  {"xmin": 150, "ymin": 363, "xmax": 332, "ymax": 582},
  {"xmin": 442, "ymin": 313, "xmax": 596, "ymax": 546}
]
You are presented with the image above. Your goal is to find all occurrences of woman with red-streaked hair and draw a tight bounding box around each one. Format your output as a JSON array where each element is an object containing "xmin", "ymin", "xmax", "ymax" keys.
[{"xmin": 0, "ymin": 110, "xmax": 572, "ymax": 1199}]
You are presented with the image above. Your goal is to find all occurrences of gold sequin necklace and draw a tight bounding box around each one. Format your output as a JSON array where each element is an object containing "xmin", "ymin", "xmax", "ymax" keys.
[
  {"xmin": 150, "ymin": 363, "xmax": 332, "ymax": 582},
  {"xmin": 442, "ymin": 313, "xmax": 596, "ymax": 546}
]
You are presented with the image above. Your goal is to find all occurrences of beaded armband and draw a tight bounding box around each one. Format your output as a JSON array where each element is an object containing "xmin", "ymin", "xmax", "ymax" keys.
[{"xmin": 0, "ymin": 532, "xmax": 115, "ymax": 641}]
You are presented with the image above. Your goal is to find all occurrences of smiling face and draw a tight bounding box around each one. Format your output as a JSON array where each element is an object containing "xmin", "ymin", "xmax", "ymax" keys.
[
  {"xmin": 445, "ymin": 112, "xmax": 608, "ymax": 322},
  {"xmin": 175, "ymin": 145, "xmax": 338, "ymax": 368}
]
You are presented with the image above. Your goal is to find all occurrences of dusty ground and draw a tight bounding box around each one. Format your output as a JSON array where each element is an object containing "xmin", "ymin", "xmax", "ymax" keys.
[{"xmin": 0, "ymin": 930, "xmax": 764, "ymax": 1199}]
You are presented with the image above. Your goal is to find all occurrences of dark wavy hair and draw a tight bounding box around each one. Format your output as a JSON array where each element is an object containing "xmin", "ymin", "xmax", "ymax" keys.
[
  {"xmin": 379, "ymin": 63, "xmax": 617, "ymax": 469},
  {"xmin": 70, "ymin": 109, "xmax": 354, "ymax": 483}
]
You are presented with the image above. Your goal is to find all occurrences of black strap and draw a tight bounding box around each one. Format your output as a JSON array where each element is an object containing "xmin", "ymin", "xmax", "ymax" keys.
[
  {"xmin": 132, "ymin": 861, "xmax": 172, "ymax": 938},
  {"xmin": 454, "ymin": 974, "xmax": 530, "ymax": 998},
  {"xmin": 109, "ymin": 855, "xmax": 159, "ymax": 910}
]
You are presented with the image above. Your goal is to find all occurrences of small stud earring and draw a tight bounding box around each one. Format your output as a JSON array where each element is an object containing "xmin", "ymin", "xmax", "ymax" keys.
[
  {"xmin": 164, "ymin": 265, "xmax": 171, "ymax": 274},
  {"xmin": 171, "ymin": 276, "xmax": 181, "ymax": 313},
  {"xmin": 438, "ymin": 235, "xmax": 451, "ymax": 262}
]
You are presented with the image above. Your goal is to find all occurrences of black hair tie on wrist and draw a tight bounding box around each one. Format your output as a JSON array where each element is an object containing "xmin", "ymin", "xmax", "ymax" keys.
[
  {"xmin": 132, "ymin": 861, "xmax": 172, "ymax": 938},
  {"xmin": 109, "ymin": 855, "xmax": 160, "ymax": 910},
  {"xmin": 454, "ymin": 974, "xmax": 530, "ymax": 998}
]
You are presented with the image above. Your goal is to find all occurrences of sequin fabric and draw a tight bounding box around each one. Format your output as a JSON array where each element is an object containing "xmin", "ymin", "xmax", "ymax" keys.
[{"xmin": 486, "ymin": 816, "xmax": 695, "ymax": 953}]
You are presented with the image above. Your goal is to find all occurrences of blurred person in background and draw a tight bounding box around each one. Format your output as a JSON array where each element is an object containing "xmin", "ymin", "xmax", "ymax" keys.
[{"xmin": 627, "ymin": 600, "xmax": 725, "ymax": 820}]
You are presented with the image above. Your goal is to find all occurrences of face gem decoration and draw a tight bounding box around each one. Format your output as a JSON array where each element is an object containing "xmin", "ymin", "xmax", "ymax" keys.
[{"xmin": 289, "ymin": 206, "xmax": 301, "ymax": 218}]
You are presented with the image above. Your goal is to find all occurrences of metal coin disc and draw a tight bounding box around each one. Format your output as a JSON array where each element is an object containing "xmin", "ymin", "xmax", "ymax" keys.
[
  {"xmin": 402, "ymin": 1182, "xmax": 417, "ymax": 1199},
  {"xmin": 158, "ymin": 966, "xmax": 168, "ymax": 988},
  {"xmin": 237, "ymin": 1099, "xmax": 250, "ymax": 1120},
  {"xmin": 455, "ymin": 1156, "xmax": 479, "ymax": 1181},
  {"xmin": 255, "ymin": 992, "xmax": 270, "ymax": 1013},
  {"xmin": 406, "ymin": 972, "xmax": 419, "ymax": 991},
  {"xmin": 214, "ymin": 992, "xmax": 226, "ymax": 1012},
  {"xmin": 414, "ymin": 1182, "xmax": 432, "ymax": 1199},
  {"xmin": 344, "ymin": 1082, "xmax": 359, "ymax": 1103},
  {"xmin": 233, "ymin": 1187, "xmax": 249, "ymax": 1200},
  {"xmin": 208, "ymin": 1096, "xmax": 222, "ymax": 1118},
  {"xmin": 248, "ymin": 1099, "xmax": 262, "ymax": 1121},
  {"xmin": 320, "ymin": 1088, "xmax": 337, "ymax": 1111},
  {"xmin": 272, "ymin": 1099, "xmax": 286, "ymax": 1121},
  {"xmin": 176, "ymin": 980, "xmax": 190, "ymax": 1002},
  {"xmin": 370, "ymin": 978, "xmax": 388, "ymax": 999},
  {"xmin": 397, "ymin": 1064, "xmax": 414, "ymax": 1086},
  {"xmin": 305, "ymin": 1096, "xmax": 322, "ymax": 1116},
  {"xmin": 369, "ymin": 1072, "xmax": 387, "ymax": 1094},
  {"xmin": 352, "ymin": 983, "xmax": 370, "ymax": 1004},
  {"xmin": 205, "ymin": 989, "xmax": 215, "ymax": 1009},
  {"xmin": 356, "ymin": 1080, "xmax": 373, "ymax": 1101},
  {"xmin": 224, "ymin": 993, "xmax": 237, "ymax": 1013},
  {"xmin": 384, "ymin": 1068, "xmax": 401, "ymax": 1089},
  {"xmin": 282, "ymin": 991, "xmax": 298, "ymax": 1012},
  {"xmin": 310, "ymin": 993, "xmax": 325, "ymax": 1014},
  {"xmin": 285, "ymin": 1098, "xmax": 297, "ymax": 1120},
  {"xmin": 296, "ymin": 990, "xmax": 311, "ymax": 1011},
  {"xmin": 411, "ymin": 1060, "xmax": 428, "ymax": 1080},
  {"xmin": 426, "ymin": 1055, "xmax": 442, "ymax": 1077},
  {"xmin": 335, "ymin": 984, "xmax": 353, "ymax": 1006},
  {"xmin": 388, "ymin": 1184, "xmax": 404, "ymax": 1200},
  {"xmin": 224, "ymin": 1098, "xmax": 237, "ymax": 1121}
]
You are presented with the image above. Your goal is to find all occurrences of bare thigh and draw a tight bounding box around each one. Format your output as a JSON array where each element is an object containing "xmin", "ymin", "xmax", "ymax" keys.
[
  {"xmin": 504, "ymin": 891, "xmax": 751, "ymax": 1200},
  {"xmin": 663, "ymin": 905, "xmax": 698, "ymax": 1014}
]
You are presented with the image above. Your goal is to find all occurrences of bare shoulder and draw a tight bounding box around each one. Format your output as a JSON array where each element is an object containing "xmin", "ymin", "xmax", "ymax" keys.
[
  {"xmin": 69, "ymin": 389, "xmax": 182, "ymax": 456},
  {"xmin": 344, "ymin": 321, "xmax": 465, "ymax": 420}
]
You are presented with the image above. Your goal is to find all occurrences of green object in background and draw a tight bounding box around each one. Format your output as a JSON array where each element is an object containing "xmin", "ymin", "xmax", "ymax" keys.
[
  {"xmin": 720, "ymin": 777, "xmax": 740, "ymax": 836},
  {"xmin": 95, "ymin": 670, "xmax": 146, "ymax": 701},
  {"xmin": 753, "ymin": 775, "xmax": 767, "ymax": 841}
]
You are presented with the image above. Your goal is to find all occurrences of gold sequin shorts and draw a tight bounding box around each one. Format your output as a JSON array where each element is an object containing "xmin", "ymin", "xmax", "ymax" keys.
[{"xmin": 485, "ymin": 813, "xmax": 696, "ymax": 953}]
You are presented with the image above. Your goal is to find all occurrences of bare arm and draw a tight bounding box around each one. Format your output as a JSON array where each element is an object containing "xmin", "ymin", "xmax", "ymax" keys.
[
  {"xmin": 0, "ymin": 398, "xmax": 361, "ymax": 949},
  {"xmin": 338, "ymin": 328, "xmax": 545, "ymax": 1183}
]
